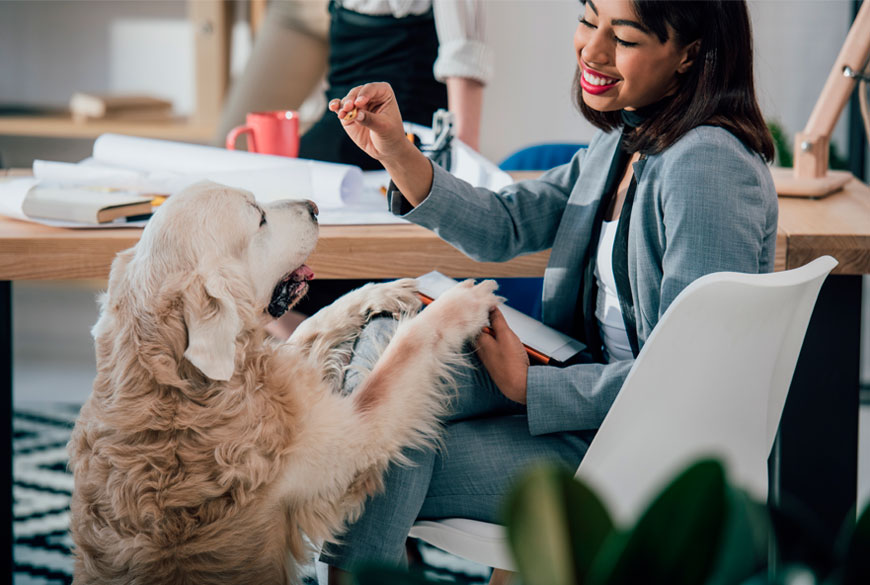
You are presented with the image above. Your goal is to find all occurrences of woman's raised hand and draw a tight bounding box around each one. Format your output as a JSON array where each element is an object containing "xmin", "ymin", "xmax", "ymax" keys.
[
  {"xmin": 328, "ymin": 82, "xmax": 411, "ymax": 164},
  {"xmin": 329, "ymin": 82, "xmax": 435, "ymax": 207}
]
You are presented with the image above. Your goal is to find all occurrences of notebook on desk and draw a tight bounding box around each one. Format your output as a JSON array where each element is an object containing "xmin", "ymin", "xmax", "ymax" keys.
[{"xmin": 21, "ymin": 185, "xmax": 154, "ymax": 225}]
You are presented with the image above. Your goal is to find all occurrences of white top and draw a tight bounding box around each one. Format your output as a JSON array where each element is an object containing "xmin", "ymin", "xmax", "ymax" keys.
[
  {"xmin": 594, "ymin": 220, "xmax": 634, "ymax": 362},
  {"xmin": 339, "ymin": 0, "xmax": 493, "ymax": 83}
]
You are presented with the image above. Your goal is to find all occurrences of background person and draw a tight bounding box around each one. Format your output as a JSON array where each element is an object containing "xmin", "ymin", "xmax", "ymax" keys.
[
  {"xmin": 220, "ymin": 0, "xmax": 494, "ymax": 330},
  {"xmin": 218, "ymin": 0, "xmax": 492, "ymax": 158}
]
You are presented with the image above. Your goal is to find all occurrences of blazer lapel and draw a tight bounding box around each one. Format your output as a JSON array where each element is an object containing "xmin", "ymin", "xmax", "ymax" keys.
[{"xmin": 542, "ymin": 130, "xmax": 622, "ymax": 334}]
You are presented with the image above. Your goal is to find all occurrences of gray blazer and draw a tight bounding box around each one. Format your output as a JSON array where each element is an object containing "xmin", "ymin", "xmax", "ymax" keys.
[{"xmin": 389, "ymin": 125, "xmax": 778, "ymax": 436}]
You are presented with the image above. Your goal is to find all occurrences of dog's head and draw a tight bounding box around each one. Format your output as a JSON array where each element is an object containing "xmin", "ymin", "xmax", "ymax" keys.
[{"xmin": 95, "ymin": 180, "xmax": 318, "ymax": 381}]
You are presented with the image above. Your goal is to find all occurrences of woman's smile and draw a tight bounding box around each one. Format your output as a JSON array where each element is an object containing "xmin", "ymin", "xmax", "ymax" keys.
[
  {"xmin": 580, "ymin": 64, "xmax": 620, "ymax": 95},
  {"xmin": 574, "ymin": 0, "xmax": 694, "ymax": 111}
]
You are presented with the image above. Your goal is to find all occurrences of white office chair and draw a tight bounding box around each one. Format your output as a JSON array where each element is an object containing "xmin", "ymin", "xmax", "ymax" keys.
[{"xmin": 409, "ymin": 256, "xmax": 838, "ymax": 583}]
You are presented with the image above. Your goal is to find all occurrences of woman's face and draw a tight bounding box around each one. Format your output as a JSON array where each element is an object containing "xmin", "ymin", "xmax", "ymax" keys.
[{"xmin": 574, "ymin": 0, "xmax": 695, "ymax": 111}]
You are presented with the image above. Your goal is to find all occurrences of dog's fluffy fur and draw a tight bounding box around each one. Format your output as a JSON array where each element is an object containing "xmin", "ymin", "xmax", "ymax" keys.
[{"xmin": 68, "ymin": 181, "xmax": 500, "ymax": 584}]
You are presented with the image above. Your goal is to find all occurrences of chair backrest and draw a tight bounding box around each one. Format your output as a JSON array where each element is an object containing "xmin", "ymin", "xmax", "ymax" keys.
[
  {"xmin": 575, "ymin": 256, "xmax": 837, "ymax": 525},
  {"xmin": 498, "ymin": 143, "xmax": 587, "ymax": 171}
]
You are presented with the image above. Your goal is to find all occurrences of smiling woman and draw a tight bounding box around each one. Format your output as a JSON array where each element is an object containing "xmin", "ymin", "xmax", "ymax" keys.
[
  {"xmin": 575, "ymin": 0, "xmax": 695, "ymax": 110},
  {"xmin": 318, "ymin": 0, "xmax": 779, "ymax": 578},
  {"xmin": 574, "ymin": 0, "xmax": 774, "ymax": 160}
]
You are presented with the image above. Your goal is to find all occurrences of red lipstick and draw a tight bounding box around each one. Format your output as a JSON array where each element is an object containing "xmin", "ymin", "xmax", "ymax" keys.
[{"xmin": 580, "ymin": 66, "xmax": 619, "ymax": 95}]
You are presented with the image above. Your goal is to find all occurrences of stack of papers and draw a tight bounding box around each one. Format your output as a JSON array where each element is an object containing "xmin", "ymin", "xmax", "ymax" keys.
[{"xmin": 0, "ymin": 128, "xmax": 513, "ymax": 228}]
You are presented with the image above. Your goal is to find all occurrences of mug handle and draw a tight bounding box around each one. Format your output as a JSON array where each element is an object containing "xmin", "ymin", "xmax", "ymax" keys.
[{"xmin": 225, "ymin": 125, "xmax": 257, "ymax": 151}]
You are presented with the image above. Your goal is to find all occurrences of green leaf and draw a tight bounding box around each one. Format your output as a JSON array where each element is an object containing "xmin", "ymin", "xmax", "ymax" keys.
[
  {"xmin": 705, "ymin": 487, "xmax": 771, "ymax": 585},
  {"xmin": 504, "ymin": 463, "xmax": 615, "ymax": 585},
  {"xmin": 588, "ymin": 459, "xmax": 729, "ymax": 585},
  {"xmin": 767, "ymin": 120, "xmax": 793, "ymax": 168},
  {"xmin": 841, "ymin": 501, "xmax": 870, "ymax": 585}
]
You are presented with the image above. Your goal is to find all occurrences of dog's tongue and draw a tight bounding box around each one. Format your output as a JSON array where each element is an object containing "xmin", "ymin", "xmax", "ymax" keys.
[{"xmin": 290, "ymin": 265, "xmax": 314, "ymax": 281}]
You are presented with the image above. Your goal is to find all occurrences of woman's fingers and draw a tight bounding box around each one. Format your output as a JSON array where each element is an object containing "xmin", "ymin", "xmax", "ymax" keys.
[
  {"xmin": 328, "ymin": 82, "xmax": 407, "ymax": 160},
  {"xmin": 331, "ymin": 83, "xmax": 395, "ymax": 123},
  {"xmin": 353, "ymin": 82, "xmax": 391, "ymax": 108},
  {"xmin": 488, "ymin": 307, "xmax": 508, "ymax": 334}
]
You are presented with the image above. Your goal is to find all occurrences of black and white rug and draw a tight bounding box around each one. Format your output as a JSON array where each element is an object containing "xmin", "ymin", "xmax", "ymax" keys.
[
  {"xmin": 13, "ymin": 403, "xmax": 489, "ymax": 585},
  {"xmin": 14, "ymin": 403, "xmax": 78, "ymax": 585}
]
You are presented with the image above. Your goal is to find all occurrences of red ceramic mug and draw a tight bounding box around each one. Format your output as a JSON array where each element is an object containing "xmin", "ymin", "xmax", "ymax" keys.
[{"xmin": 225, "ymin": 110, "xmax": 300, "ymax": 157}]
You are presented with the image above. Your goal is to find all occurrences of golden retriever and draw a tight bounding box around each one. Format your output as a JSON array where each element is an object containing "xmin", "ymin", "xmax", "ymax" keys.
[{"xmin": 68, "ymin": 181, "xmax": 500, "ymax": 584}]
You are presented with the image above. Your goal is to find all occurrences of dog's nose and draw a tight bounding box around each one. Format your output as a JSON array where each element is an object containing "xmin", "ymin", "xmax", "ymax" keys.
[{"xmin": 305, "ymin": 200, "xmax": 319, "ymax": 219}]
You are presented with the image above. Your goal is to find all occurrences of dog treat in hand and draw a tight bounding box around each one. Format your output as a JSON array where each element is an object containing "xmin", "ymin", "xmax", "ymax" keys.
[{"xmin": 345, "ymin": 107, "xmax": 358, "ymax": 122}]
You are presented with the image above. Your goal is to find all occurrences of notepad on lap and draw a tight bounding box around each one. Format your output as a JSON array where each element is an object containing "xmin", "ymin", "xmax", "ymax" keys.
[
  {"xmin": 416, "ymin": 271, "xmax": 586, "ymax": 364},
  {"xmin": 22, "ymin": 185, "xmax": 154, "ymax": 224}
]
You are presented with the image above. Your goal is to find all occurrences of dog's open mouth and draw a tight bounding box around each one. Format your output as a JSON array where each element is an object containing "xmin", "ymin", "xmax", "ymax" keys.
[{"xmin": 267, "ymin": 265, "xmax": 314, "ymax": 318}]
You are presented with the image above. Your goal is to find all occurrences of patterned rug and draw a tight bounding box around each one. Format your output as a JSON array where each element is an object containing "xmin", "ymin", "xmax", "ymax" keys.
[
  {"xmin": 12, "ymin": 402, "xmax": 489, "ymax": 585},
  {"xmin": 13, "ymin": 403, "xmax": 78, "ymax": 585}
]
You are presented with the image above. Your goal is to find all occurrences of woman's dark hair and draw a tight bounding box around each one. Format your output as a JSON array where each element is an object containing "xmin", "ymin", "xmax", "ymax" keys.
[{"xmin": 574, "ymin": 0, "xmax": 774, "ymax": 161}]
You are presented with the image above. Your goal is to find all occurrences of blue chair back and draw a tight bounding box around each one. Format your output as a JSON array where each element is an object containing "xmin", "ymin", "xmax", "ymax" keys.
[{"xmin": 498, "ymin": 142, "xmax": 587, "ymax": 171}]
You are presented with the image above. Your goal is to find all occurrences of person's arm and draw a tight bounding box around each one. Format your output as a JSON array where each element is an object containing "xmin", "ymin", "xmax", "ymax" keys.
[
  {"xmin": 391, "ymin": 157, "xmax": 582, "ymax": 262},
  {"xmin": 657, "ymin": 129, "xmax": 779, "ymax": 310},
  {"xmin": 446, "ymin": 77, "xmax": 484, "ymax": 150},
  {"xmin": 330, "ymin": 82, "xmax": 585, "ymax": 261},
  {"xmin": 433, "ymin": 0, "xmax": 493, "ymax": 151}
]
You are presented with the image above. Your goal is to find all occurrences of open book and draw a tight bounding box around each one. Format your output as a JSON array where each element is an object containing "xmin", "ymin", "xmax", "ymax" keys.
[
  {"xmin": 416, "ymin": 271, "xmax": 586, "ymax": 365},
  {"xmin": 22, "ymin": 185, "xmax": 153, "ymax": 224}
]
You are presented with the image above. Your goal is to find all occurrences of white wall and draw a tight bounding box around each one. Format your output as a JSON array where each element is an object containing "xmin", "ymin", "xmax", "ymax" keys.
[
  {"xmin": 0, "ymin": 0, "xmax": 190, "ymax": 111},
  {"xmin": 0, "ymin": 0, "xmax": 858, "ymax": 165},
  {"xmin": 479, "ymin": 0, "xmax": 589, "ymax": 160}
]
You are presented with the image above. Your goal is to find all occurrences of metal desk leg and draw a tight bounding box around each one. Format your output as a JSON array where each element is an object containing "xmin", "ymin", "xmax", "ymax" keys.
[
  {"xmin": 1, "ymin": 280, "xmax": 12, "ymax": 580},
  {"xmin": 775, "ymin": 274, "xmax": 861, "ymax": 553}
]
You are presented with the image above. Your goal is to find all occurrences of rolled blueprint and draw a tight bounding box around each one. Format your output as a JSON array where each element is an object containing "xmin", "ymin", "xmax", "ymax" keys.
[{"xmin": 64, "ymin": 134, "xmax": 367, "ymax": 208}]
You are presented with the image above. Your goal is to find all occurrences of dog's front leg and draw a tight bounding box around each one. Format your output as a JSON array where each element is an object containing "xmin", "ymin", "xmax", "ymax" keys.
[
  {"xmin": 349, "ymin": 279, "xmax": 500, "ymax": 437},
  {"xmin": 278, "ymin": 280, "xmax": 501, "ymax": 530},
  {"xmin": 286, "ymin": 279, "xmax": 421, "ymax": 386}
]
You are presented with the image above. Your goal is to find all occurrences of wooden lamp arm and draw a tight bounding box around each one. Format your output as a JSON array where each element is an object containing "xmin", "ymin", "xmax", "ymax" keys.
[{"xmin": 795, "ymin": 1, "xmax": 870, "ymax": 179}]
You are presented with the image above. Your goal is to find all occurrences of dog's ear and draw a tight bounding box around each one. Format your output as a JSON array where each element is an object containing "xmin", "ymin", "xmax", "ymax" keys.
[
  {"xmin": 182, "ymin": 272, "xmax": 242, "ymax": 381},
  {"xmin": 91, "ymin": 248, "xmax": 136, "ymax": 340}
]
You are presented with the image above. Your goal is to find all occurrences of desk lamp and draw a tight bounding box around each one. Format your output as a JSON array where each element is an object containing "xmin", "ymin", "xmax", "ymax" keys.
[{"xmin": 773, "ymin": 0, "xmax": 870, "ymax": 198}]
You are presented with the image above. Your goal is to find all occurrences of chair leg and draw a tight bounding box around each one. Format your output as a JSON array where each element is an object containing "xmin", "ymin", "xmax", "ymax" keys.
[{"xmin": 489, "ymin": 568, "xmax": 515, "ymax": 585}]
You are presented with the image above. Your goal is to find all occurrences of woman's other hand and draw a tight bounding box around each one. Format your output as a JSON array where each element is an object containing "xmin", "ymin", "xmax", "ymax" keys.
[{"xmin": 476, "ymin": 308, "xmax": 530, "ymax": 404}]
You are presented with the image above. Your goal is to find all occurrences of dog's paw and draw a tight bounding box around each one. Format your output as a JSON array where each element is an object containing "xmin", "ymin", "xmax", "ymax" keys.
[
  {"xmin": 359, "ymin": 278, "xmax": 422, "ymax": 319},
  {"xmin": 425, "ymin": 279, "xmax": 502, "ymax": 339}
]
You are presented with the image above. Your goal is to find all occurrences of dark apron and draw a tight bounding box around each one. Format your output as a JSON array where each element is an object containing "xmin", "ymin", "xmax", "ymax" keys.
[{"xmin": 298, "ymin": 2, "xmax": 448, "ymax": 170}]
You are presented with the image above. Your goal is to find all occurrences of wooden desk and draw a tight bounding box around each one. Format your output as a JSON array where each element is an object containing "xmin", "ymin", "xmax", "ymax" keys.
[
  {"xmin": 0, "ymin": 171, "xmax": 867, "ymax": 574},
  {"xmin": 1, "ymin": 174, "xmax": 868, "ymax": 279},
  {"xmin": 0, "ymin": 218, "xmax": 550, "ymax": 281},
  {"xmin": 777, "ymin": 179, "xmax": 870, "ymax": 274}
]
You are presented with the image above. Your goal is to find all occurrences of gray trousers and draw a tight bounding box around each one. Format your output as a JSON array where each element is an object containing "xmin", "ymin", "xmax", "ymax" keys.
[{"xmin": 320, "ymin": 317, "xmax": 591, "ymax": 570}]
